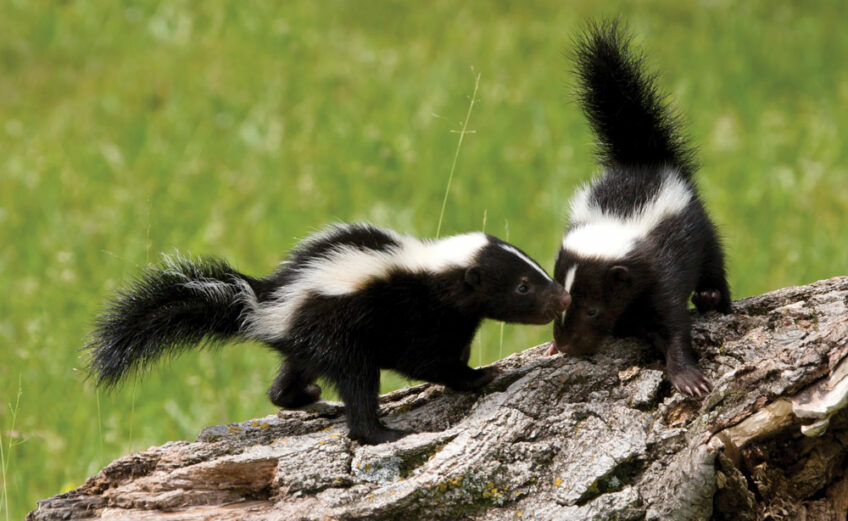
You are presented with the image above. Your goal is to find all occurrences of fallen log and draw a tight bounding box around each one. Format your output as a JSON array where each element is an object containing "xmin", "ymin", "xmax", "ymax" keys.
[{"xmin": 28, "ymin": 277, "xmax": 848, "ymax": 520}]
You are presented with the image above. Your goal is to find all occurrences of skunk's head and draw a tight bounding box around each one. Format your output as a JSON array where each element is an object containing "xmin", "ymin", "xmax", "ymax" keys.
[
  {"xmin": 465, "ymin": 238, "xmax": 570, "ymax": 325},
  {"xmin": 552, "ymin": 248, "xmax": 647, "ymax": 354}
]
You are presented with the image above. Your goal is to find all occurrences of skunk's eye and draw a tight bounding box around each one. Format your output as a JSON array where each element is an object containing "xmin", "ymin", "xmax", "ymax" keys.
[
  {"xmin": 586, "ymin": 308, "xmax": 599, "ymax": 318},
  {"xmin": 517, "ymin": 284, "xmax": 529, "ymax": 294}
]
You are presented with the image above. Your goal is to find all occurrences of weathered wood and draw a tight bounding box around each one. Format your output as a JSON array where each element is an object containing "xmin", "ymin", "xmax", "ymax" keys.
[{"xmin": 28, "ymin": 277, "xmax": 848, "ymax": 520}]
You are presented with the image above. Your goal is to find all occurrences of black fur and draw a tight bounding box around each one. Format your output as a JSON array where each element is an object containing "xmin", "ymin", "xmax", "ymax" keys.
[
  {"xmin": 88, "ymin": 256, "xmax": 262, "ymax": 387},
  {"xmin": 552, "ymin": 22, "xmax": 731, "ymax": 397},
  {"xmin": 575, "ymin": 20, "xmax": 697, "ymax": 177},
  {"xmin": 88, "ymin": 223, "xmax": 569, "ymax": 444}
]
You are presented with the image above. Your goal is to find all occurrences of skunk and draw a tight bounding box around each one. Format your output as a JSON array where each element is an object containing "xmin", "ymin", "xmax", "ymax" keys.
[
  {"xmin": 549, "ymin": 22, "xmax": 731, "ymax": 397},
  {"xmin": 88, "ymin": 223, "xmax": 570, "ymax": 444}
]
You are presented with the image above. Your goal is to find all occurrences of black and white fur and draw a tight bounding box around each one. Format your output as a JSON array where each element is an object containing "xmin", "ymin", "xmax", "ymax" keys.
[
  {"xmin": 550, "ymin": 22, "xmax": 731, "ymax": 397},
  {"xmin": 88, "ymin": 223, "xmax": 569, "ymax": 444}
]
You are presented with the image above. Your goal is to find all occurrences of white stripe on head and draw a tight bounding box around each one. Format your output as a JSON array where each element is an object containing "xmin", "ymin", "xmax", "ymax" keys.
[
  {"xmin": 564, "ymin": 265, "xmax": 577, "ymax": 292},
  {"xmin": 561, "ymin": 264, "xmax": 577, "ymax": 323},
  {"xmin": 498, "ymin": 244, "xmax": 552, "ymax": 282},
  {"xmin": 563, "ymin": 170, "xmax": 692, "ymax": 260},
  {"xmin": 242, "ymin": 230, "xmax": 490, "ymax": 341}
]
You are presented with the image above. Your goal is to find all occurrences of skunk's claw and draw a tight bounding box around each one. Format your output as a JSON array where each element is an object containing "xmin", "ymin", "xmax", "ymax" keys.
[{"xmin": 670, "ymin": 366, "xmax": 712, "ymax": 397}]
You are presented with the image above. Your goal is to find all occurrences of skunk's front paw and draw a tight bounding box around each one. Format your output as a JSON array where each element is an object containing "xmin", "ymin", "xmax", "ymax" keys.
[
  {"xmin": 270, "ymin": 383, "xmax": 322, "ymax": 409},
  {"xmin": 468, "ymin": 366, "xmax": 500, "ymax": 390},
  {"xmin": 445, "ymin": 366, "xmax": 501, "ymax": 392},
  {"xmin": 692, "ymin": 289, "xmax": 721, "ymax": 312},
  {"xmin": 354, "ymin": 426, "xmax": 410, "ymax": 445},
  {"xmin": 692, "ymin": 289, "xmax": 731, "ymax": 314},
  {"xmin": 668, "ymin": 365, "xmax": 712, "ymax": 397}
]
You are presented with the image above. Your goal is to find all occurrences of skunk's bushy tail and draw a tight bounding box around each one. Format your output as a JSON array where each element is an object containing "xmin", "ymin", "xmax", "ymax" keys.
[
  {"xmin": 574, "ymin": 20, "xmax": 696, "ymax": 176},
  {"xmin": 86, "ymin": 255, "xmax": 258, "ymax": 387}
]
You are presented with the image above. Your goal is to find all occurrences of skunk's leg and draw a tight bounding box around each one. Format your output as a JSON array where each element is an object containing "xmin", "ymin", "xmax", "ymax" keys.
[
  {"xmin": 692, "ymin": 233, "xmax": 732, "ymax": 314},
  {"xmin": 268, "ymin": 355, "xmax": 321, "ymax": 409},
  {"xmin": 333, "ymin": 360, "xmax": 408, "ymax": 445},
  {"xmin": 651, "ymin": 295, "xmax": 712, "ymax": 397},
  {"xmin": 459, "ymin": 342, "xmax": 471, "ymax": 364},
  {"xmin": 405, "ymin": 356, "xmax": 500, "ymax": 392}
]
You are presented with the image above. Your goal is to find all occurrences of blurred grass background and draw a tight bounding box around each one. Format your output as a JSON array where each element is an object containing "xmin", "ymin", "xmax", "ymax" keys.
[{"xmin": 1, "ymin": 0, "xmax": 847, "ymax": 517}]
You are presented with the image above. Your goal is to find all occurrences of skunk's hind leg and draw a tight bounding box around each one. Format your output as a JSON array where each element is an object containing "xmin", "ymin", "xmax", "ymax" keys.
[
  {"xmin": 692, "ymin": 233, "xmax": 732, "ymax": 314},
  {"xmin": 268, "ymin": 354, "xmax": 322, "ymax": 409},
  {"xmin": 332, "ymin": 359, "xmax": 408, "ymax": 444}
]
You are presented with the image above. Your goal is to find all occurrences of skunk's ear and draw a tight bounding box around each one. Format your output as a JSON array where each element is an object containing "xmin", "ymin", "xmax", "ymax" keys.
[
  {"xmin": 465, "ymin": 267, "xmax": 482, "ymax": 287},
  {"xmin": 609, "ymin": 265, "xmax": 631, "ymax": 286}
]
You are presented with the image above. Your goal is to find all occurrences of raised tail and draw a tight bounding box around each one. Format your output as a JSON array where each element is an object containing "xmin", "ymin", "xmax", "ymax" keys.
[
  {"xmin": 86, "ymin": 255, "xmax": 260, "ymax": 387},
  {"xmin": 574, "ymin": 20, "xmax": 696, "ymax": 176}
]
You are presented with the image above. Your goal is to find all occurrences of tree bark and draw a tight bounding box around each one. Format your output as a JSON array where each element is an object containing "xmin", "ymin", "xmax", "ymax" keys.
[{"xmin": 28, "ymin": 277, "xmax": 848, "ymax": 521}]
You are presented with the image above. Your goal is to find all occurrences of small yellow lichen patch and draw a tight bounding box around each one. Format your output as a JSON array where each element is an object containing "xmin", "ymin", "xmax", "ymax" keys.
[
  {"xmin": 251, "ymin": 421, "xmax": 260, "ymax": 427},
  {"xmin": 260, "ymin": 423, "xmax": 270, "ymax": 429},
  {"xmin": 555, "ymin": 478, "xmax": 562, "ymax": 487}
]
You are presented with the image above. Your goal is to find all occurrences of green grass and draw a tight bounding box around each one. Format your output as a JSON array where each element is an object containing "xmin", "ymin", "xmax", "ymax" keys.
[{"xmin": 2, "ymin": 1, "xmax": 847, "ymax": 518}]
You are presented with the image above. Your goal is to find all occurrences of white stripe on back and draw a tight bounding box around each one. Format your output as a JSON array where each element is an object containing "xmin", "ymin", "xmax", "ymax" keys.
[
  {"xmin": 241, "ymin": 231, "xmax": 490, "ymax": 341},
  {"xmin": 563, "ymin": 170, "xmax": 692, "ymax": 260}
]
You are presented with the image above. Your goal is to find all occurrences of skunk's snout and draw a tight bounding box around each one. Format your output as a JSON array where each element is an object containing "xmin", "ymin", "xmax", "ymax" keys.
[
  {"xmin": 552, "ymin": 313, "xmax": 598, "ymax": 356},
  {"xmin": 559, "ymin": 290, "xmax": 572, "ymax": 310},
  {"xmin": 548, "ymin": 282, "xmax": 571, "ymax": 315},
  {"xmin": 553, "ymin": 331, "xmax": 600, "ymax": 356},
  {"xmin": 521, "ymin": 283, "xmax": 571, "ymax": 325},
  {"xmin": 553, "ymin": 340, "xmax": 592, "ymax": 355}
]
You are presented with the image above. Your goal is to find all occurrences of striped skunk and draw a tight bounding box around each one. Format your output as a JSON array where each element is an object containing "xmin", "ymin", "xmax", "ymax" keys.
[
  {"xmin": 88, "ymin": 223, "xmax": 570, "ymax": 444},
  {"xmin": 549, "ymin": 22, "xmax": 731, "ymax": 397}
]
